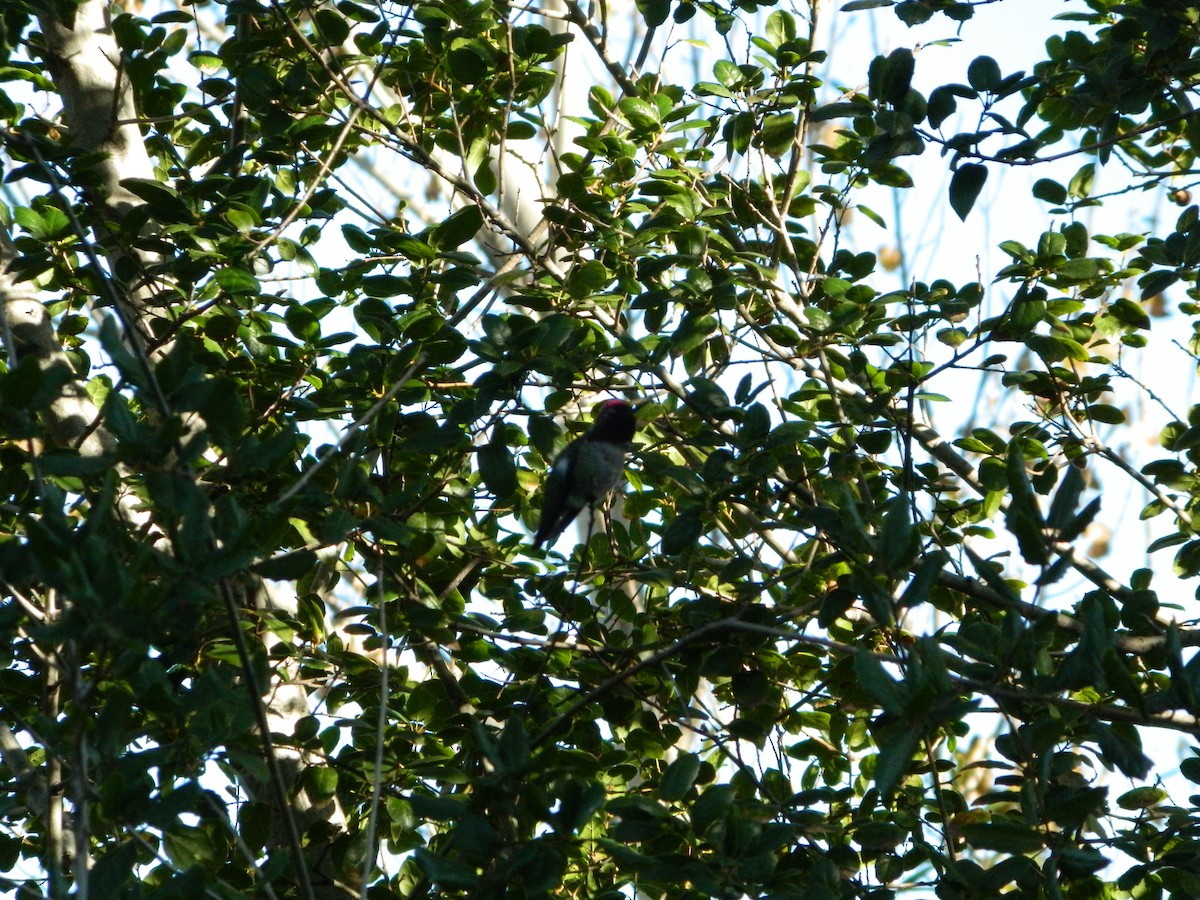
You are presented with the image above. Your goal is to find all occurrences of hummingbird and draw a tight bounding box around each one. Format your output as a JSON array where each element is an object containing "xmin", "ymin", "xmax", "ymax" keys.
[{"xmin": 532, "ymin": 399, "xmax": 637, "ymax": 549}]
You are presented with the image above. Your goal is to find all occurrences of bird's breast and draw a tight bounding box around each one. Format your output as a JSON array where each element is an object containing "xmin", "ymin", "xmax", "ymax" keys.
[{"xmin": 575, "ymin": 442, "xmax": 628, "ymax": 501}]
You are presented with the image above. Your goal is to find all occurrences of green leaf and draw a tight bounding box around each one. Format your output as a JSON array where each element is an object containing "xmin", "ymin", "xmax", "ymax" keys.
[
  {"xmin": 1045, "ymin": 464, "xmax": 1084, "ymax": 532},
  {"xmin": 414, "ymin": 847, "xmax": 479, "ymax": 889},
  {"xmin": 1052, "ymin": 258, "xmax": 1102, "ymax": 281},
  {"xmin": 927, "ymin": 85, "xmax": 958, "ymax": 129},
  {"xmin": 1068, "ymin": 163, "xmax": 1095, "ymax": 199},
  {"xmin": 1138, "ymin": 269, "xmax": 1178, "ymax": 300},
  {"xmin": 1109, "ymin": 297, "xmax": 1150, "ymax": 330},
  {"xmin": 1004, "ymin": 445, "xmax": 1048, "ymax": 565},
  {"xmin": 341, "ymin": 224, "xmax": 374, "ymax": 253},
  {"xmin": 878, "ymin": 495, "xmax": 918, "ymax": 573},
  {"xmin": 871, "ymin": 721, "xmax": 922, "ymax": 800},
  {"xmin": 881, "ymin": 48, "xmax": 915, "ymax": 104},
  {"xmin": 1038, "ymin": 230, "xmax": 1066, "ymax": 259},
  {"xmin": 636, "ymin": 0, "xmax": 670, "ymax": 27},
  {"xmin": 479, "ymin": 425, "xmax": 518, "ymax": 499},
  {"xmin": 1173, "ymin": 424, "xmax": 1200, "ymax": 451},
  {"xmin": 588, "ymin": 85, "xmax": 615, "ymax": 116},
  {"xmin": 659, "ymin": 753, "xmax": 703, "ymax": 801},
  {"xmin": 760, "ymin": 113, "xmax": 796, "ymax": 157},
  {"xmin": 215, "ymin": 267, "xmax": 260, "ymax": 294},
  {"xmin": 841, "ymin": 0, "xmax": 894, "ymax": 9},
  {"xmin": 497, "ymin": 718, "xmax": 530, "ymax": 773},
  {"xmin": 188, "ymin": 50, "xmax": 223, "ymax": 74},
  {"xmin": 313, "ymin": 8, "xmax": 350, "ymax": 44},
  {"xmin": 566, "ymin": 259, "xmax": 611, "ymax": 299},
  {"xmin": 732, "ymin": 668, "xmax": 771, "ymax": 707},
  {"xmin": 691, "ymin": 784, "xmax": 734, "ymax": 833},
  {"xmin": 90, "ymin": 841, "xmax": 139, "ymax": 896},
  {"xmin": 966, "ymin": 56, "xmax": 1002, "ymax": 93},
  {"xmin": 1085, "ymin": 404, "xmax": 1126, "ymax": 425},
  {"xmin": 900, "ymin": 550, "xmax": 947, "ymax": 607},
  {"xmin": 1063, "ymin": 221, "xmax": 1088, "ymax": 257},
  {"xmin": 853, "ymin": 651, "xmax": 905, "ymax": 714},
  {"xmin": 285, "ymin": 303, "xmax": 321, "ymax": 343},
  {"xmin": 554, "ymin": 780, "xmax": 605, "ymax": 833},
  {"xmin": 1032, "ymin": 179, "xmax": 1067, "ymax": 205},
  {"xmin": 1090, "ymin": 721, "xmax": 1151, "ymax": 779},
  {"xmin": 619, "ymin": 97, "xmax": 662, "ymax": 131},
  {"xmin": 430, "ymin": 204, "xmax": 483, "ymax": 249},
  {"xmin": 961, "ymin": 822, "xmax": 1044, "ymax": 854},
  {"xmin": 163, "ymin": 824, "xmax": 219, "ymax": 869},
  {"xmin": 765, "ymin": 10, "xmax": 796, "ymax": 47},
  {"xmin": 1181, "ymin": 756, "xmax": 1200, "ymax": 784},
  {"xmin": 253, "ymin": 550, "xmax": 318, "ymax": 580},
  {"xmin": 714, "ymin": 59, "xmax": 742, "ymax": 90},
  {"xmin": 949, "ymin": 164, "xmax": 987, "ymax": 220},
  {"xmin": 1116, "ymin": 787, "xmax": 1167, "ymax": 810},
  {"xmin": 661, "ymin": 512, "xmax": 704, "ymax": 555},
  {"xmin": 895, "ymin": 1, "xmax": 934, "ymax": 24},
  {"xmin": 120, "ymin": 177, "xmax": 193, "ymax": 221},
  {"xmin": 97, "ymin": 315, "xmax": 150, "ymax": 388}
]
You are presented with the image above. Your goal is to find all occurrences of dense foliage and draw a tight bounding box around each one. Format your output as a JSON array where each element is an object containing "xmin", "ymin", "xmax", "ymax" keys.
[{"xmin": 3, "ymin": 0, "xmax": 1200, "ymax": 897}]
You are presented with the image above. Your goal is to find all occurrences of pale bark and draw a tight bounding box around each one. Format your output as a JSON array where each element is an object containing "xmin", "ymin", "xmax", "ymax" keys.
[
  {"xmin": 0, "ymin": 227, "xmax": 112, "ymax": 454},
  {"xmin": 38, "ymin": 0, "xmax": 166, "ymax": 354}
]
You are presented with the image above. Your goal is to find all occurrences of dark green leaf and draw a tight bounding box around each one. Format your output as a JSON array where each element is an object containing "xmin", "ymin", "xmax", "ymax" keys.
[
  {"xmin": 967, "ymin": 56, "xmax": 1002, "ymax": 93},
  {"xmin": 636, "ymin": 0, "xmax": 670, "ymax": 27},
  {"xmin": 479, "ymin": 425, "xmax": 518, "ymax": 499},
  {"xmin": 853, "ymin": 651, "xmax": 905, "ymax": 714},
  {"xmin": 1090, "ymin": 721, "xmax": 1151, "ymax": 779},
  {"xmin": 949, "ymin": 164, "xmax": 987, "ymax": 220},
  {"xmin": 659, "ymin": 753, "xmax": 702, "ymax": 801},
  {"xmin": 961, "ymin": 822, "xmax": 1044, "ymax": 854},
  {"xmin": 661, "ymin": 513, "xmax": 704, "ymax": 555},
  {"xmin": 214, "ymin": 267, "xmax": 259, "ymax": 294},
  {"xmin": 1033, "ymin": 179, "xmax": 1067, "ymax": 205},
  {"xmin": 760, "ymin": 113, "xmax": 796, "ymax": 157},
  {"xmin": 253, "ymin": 550, "xmax": 319, "ymax": 580},
  {"xmin": 927, "ymin": 85, "xmax": 959, "ymax": 129},
  {"xmin": 430, "ymin": 204, "xmax": 483, "ymax": 249},
  {"xmin": 878, "ymin": 495, "xmax": 918, "ymax": 573}
]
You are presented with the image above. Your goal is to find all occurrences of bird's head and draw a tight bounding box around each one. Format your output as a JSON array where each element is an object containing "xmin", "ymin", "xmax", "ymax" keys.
[{"xmin": 589, "ymin": 399, "xmax": 638, "ymax": 444}]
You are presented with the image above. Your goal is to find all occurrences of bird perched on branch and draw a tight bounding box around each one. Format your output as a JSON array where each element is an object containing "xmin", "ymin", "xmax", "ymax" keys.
[{"xmin": 532, "ymin": 399, "xmax": 637, "ymax": 549}]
